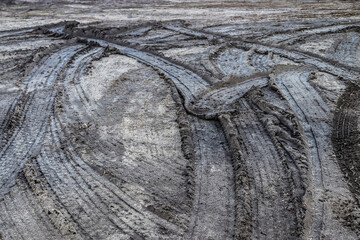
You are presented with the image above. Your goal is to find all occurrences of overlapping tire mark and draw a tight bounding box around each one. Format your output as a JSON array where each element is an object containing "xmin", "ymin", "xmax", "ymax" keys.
[
  {"xmin": 58, "ymin": 28, "xmax": 241, "ymax": 239},
  {"xmin": 164, "ymin": 24, "xmax": 360, "ymax": 82},
  {"xmin": 219, "ymin": 97, "xmax": 301, "ymax": 239},
  {"xmin": 1, "ymin": 18, "xmax": 360, "ymax": 239},
  {"xmin": 0, "ymin": 42, "xmax": 189, "ymax": 238},
  {"xmin": 73, "ymin": 37, "xmax": 239, "ymax": 239},
  {"xmin": 274, "ymin": 69, "xmax": 327, "ymax": 239},
  {"xmin": 261, "ymin": 22, "xmax": 360, "ymax": 45},
  {"xmin": 187, "ymin": 117, "xmax": 235, "ymax": 239},
  {"xmin": 273, "ymin": 68, "xmax": 356, "ymax": 239},
  {"xmin": 135, "ymin": 23, "xmax": 304, "ymax": 238},
  {"xmin": 49, "ymin": 47, "xmax": 187, "ymax": 239},
  {"xmin": 81, "ymin": 38, "xmax": 210, "ymax": 104},
  {"xmin": 0, "ymin": 44, "xmax": 84, "ymax": 197},
  {"xmin": 162, "ymin": 22, "xmax": 360, "ymax": 238},
  {"xmin": 39, "ymin": 115, "xmax": 184, "ymax": 239}
]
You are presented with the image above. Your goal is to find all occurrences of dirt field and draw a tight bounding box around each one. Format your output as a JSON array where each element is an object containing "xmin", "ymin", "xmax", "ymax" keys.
[{"xmin": 1, "ymin": 0, "xmax": 360, "ymax": 239}]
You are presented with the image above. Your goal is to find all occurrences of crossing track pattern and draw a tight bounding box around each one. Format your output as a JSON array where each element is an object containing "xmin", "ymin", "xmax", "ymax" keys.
[{"xmin": 0, "ymin": 18, "xmax": 360, "ymax": 239}]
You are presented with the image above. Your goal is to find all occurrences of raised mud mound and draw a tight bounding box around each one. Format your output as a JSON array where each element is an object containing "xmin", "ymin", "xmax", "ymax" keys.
[{"xmin": 0, "ymin": 17, "xmax": 360, "ymax": 240}]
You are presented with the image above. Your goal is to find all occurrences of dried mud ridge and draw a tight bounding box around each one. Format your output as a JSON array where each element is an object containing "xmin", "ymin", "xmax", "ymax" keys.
[{"xmin": 0, "ymin": 19, "xmax": 360, "ymax": 239}]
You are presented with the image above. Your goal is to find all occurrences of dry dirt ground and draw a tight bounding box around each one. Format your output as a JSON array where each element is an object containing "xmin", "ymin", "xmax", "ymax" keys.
[{"xmin": 1, "ymin": 0, "xmax": 360, "ymax": 239}]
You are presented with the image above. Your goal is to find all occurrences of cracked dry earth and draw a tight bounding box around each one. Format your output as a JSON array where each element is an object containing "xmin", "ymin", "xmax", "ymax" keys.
[{"xmin": 1, "ymin": 3, "xmax": 360, "ymax": 240}]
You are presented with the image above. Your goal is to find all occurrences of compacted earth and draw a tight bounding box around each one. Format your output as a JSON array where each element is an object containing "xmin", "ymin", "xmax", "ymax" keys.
[{"xmin": 0, "ymin": 1, "xmax": 360, "ymax": 239}]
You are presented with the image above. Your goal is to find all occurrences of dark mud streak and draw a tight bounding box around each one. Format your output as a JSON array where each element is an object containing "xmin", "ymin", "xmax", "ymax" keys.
[
  {"xmin": 264, "ymin": 23, "xmax": 360, "ymax": 45},
  {"xmin": 0, "ymin": 29, "xmax": 35, "ymax": 38},
  {"xmin": 22, "ymin": 159, "xmax": 81, "ymax": 238},
  {"xmin": 281, "ymin": 85, "xmax": 325, "ymax": 237},
  {"xmin": 168, "ymin": 84, "xmax": 196, "ymax": 212},
  {"xmin": 332, "ymin": 83, "xmax": 360, "ymax": 234},
  {"xmin": 0, "ymin": 93, "xmax": 32, "ymax": 150},
  {"xmin": 0, "ymin": 176, "xmax": 64, "ymax": 240}
]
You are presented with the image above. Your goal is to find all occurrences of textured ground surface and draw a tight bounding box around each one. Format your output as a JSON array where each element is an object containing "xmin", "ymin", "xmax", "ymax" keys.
[{"xmin": 1, "ymin": 1, "xmax": 360, "ymax": 239}]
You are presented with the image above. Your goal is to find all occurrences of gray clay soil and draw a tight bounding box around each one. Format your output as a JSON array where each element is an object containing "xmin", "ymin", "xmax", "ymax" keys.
[{"xmin": 0, "ymin": 1, "xmax": 360, "ymax": 239}]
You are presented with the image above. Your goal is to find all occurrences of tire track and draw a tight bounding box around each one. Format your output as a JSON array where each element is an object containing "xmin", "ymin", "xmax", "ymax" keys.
[
  {"xmin": 73, "ymin": 31, "xmax": 240, "ymax": 240},
  {"xmin": 233, "ymin": 99, "xmax": 299, "ymax": 239},
  {"xmin": 275, "ymin": 69, "xmax": 329, "ymax": 239},
  {"xmin": 332, "ymin": 83, "xmax": 360, "ymax": 235},
  {"xmin": 63, "ymin": 47, "xmax": 104, "ymax": 119},
  {"xmin": 50, "ymin": 115, "xmax": 185, "ymax": 239},
  {"xmin": 328, "ymin": 32, "xmax": 360, "ymax": 68},
  {"xmin": 78, "ymin": 38, "xmax": 209, "ymax": 105},
  {"xmin": 187, "ymin": 117, "xmax": 235, "ymax": 239},
  {"xmin": 67, "ymin": 23, "xmax": 306, "ymax": 237},
  {"xmin": 262, "ymin": 23, "xmax": 360, "ymax": 45},
  {"xmin": 0, "ymin": 28, "xmax": 34, "ymax": 39},
  {"xmin": 61, "ymin": 48, "xmax": 191, "ymax": 227},
  {"xmin": 2, "ymin": 18, "xmax": 360, "ymax": 239},
  {"xmin": 192, "ymin": 77, "xmax": 268, "ymax": 116},
  {"xmin": 28, "ymin": 48, "xmax": 187, "ymax": 238},
  {"xmin": 0, "ymin": 44, "xmax": 84, "ymax": 197},
  {"xmin": 164, "ymin": 24, "xmax": 360, "ymax": 82},
  {"xmin": 38, "ymin": 117, "xmax": 136, "ymax": 239},
  {"xmin": 0, "ymin": 177, "xmax": 63, "ymax": 240},
  {"xmin": 214, "ymin": 47, "xmax": 273, "ymax": 77}
]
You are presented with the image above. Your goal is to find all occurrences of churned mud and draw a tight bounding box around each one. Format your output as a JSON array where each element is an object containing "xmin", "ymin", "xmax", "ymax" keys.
[{"xmin": 1, "ymin": 1, "xmax": 360, "ymax": 239}]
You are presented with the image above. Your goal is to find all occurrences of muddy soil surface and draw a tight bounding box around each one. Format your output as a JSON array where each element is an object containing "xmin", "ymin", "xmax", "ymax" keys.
[{"xmin": 1, "ymin": 1, "xmax": 360, "ymax": 239}]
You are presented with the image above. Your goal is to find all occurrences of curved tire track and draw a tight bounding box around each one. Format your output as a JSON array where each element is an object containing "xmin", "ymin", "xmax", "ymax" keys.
[
  {"xmin": 188, "ymin": 117, "xmax": 235, "ymax": 239},
  {"xmin": 0, "ymin": 44, "xmax": 84, "ymax": 197}
]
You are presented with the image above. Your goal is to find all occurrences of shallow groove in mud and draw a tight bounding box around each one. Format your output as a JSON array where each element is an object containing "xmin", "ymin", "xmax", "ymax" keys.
[
  {"xmin": 275, "ymin": 70, "xmax": 326, "ymax": 239},
  {"xmin": 188, "ymin": 116, "xmax": 235, "ymax": 239}
]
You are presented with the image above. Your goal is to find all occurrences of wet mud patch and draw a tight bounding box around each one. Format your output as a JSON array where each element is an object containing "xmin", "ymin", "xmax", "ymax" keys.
[
  {"xmin": 1, "ymin": 3, "xmax": 360, "ymax": 239},
  {"xmin": 332, "ymin": 83, "xmax": 360, "ymax": 234}
]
